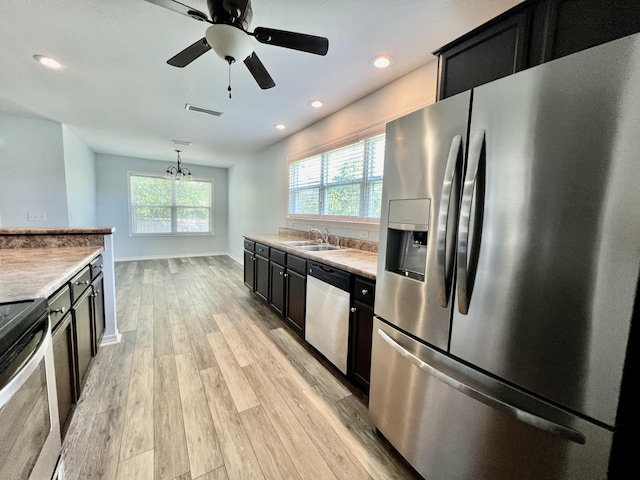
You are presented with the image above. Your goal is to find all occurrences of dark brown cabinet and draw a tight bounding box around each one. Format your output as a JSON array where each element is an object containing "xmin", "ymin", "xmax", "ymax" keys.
[
  {"xmin": 269, "ymin": 261, "xmax": 286, "ymax": 316},
  {"xmin": 73, "ymin": 287, "xmax": 93, "ymax": 391},
  {"xmin": 434, "ymin": 0, "xmax": 640, "ymax": 100},
  {"xmin": 254, "ymin": 243, "xmax": 270, "ymax": 303},
  {"xmin": 349, "ymin": 277, "xmax": 375, "ymax": 393},
  {"xmin": 285, "ymin": 269, "xmax": 306, "ymax": 336},
  {"xmin": 50, "ymin": 285, "xmax": 76, "ymax": 438},
  {"xmin": 49, "ymin": 253, "xmax": 105, "ymax": 440},
  {"xmin": 285, "ymin": 255, "xmax": 307, "ymax": 336},
  {"xmin": 91, "ymin": 274, "xmax": 105, "ymax": 356},
  {"xmin": 243, "ymin": 240, "xmax": 256, "ymax": 289}
]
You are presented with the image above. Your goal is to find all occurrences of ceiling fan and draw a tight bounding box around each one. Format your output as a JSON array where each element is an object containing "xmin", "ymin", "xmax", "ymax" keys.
[{"xmin": 143, "ymin": 0, "xmax": 329, "ymax": 93}]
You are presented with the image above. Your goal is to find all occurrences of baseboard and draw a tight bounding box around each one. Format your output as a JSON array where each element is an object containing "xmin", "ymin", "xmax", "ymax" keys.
[
  {"xmin": 100, "ymin": 331, "xmax": 122, "ymax": 346},
  {"xmin": 115, "ymin": 252, "xmax": 231, "ymax": 262},
  {"xmin": 228, "ymin": 253, "xmax": 242, "ymax": 264}
]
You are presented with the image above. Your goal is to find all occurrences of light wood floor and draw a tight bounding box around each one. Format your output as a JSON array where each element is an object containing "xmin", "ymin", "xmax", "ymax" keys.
[{"xmin": 61, "ymin": 256, "xmax": 420, "ymax": 480}]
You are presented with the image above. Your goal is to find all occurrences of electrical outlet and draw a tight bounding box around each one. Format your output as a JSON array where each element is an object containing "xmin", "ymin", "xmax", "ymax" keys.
[
  {"xmin": 28, "ymin": 212, "xmax": 46, "ymax": 222},
  {"xmin": 287, "ymin": 221, "xmax": 294, "ymax": 228},
  {"xmin": 359, "ymin": 230, "xmax": 369, "ymax": 239}
]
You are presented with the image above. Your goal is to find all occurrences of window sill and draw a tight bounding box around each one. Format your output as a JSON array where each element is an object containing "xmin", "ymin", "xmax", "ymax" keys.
[{"xmin": 128, "ymin": 232, "xmax": 215, "ymax": 238}]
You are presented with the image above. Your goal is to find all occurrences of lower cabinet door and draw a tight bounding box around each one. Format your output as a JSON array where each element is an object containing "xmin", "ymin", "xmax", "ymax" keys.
[
  {"xmin": 269, "ymin": 262, "xmax": 286, "ymax": 316},
  {"xmin": 73, "ymin": 289, "xmax": 93, "ymax": 392},
  {"xmin": 91, "ymin": 275, "xmax": 105, "ymax": 356},
  {"xmin": 244, "ymin": 249, "xmax": 255, "ymax": 289},
  {"xmin": 285, "ymin": 269, "xmax": 306, "ymax": 336},
  {"xmin": 52, "ymin": 313, "xmax": 77, "ymax": 438},
  {"xmin": 255, "ymin": 255, "xmax": 269, "ymax": 302},
  {"xmin": 349, "ymin": 300, "xmax": 373, "ymax": 391}
]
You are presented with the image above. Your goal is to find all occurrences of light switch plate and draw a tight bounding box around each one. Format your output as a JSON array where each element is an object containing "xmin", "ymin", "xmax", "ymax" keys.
[{"xmin": 359, "ymin": 230, "xmax": 369, "ymax": 239}]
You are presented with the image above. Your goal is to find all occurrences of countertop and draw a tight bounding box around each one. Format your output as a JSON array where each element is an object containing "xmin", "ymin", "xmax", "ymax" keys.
[
  {"xmin": 245, "ymin": 234, "xmax": 378, "ymax": 279},
  {"xmin": 0, "ymin": 246, "xmax": 104, "ymax": 303}
]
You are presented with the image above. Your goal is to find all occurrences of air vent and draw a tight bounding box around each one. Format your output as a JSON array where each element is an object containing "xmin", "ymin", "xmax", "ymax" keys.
[{"xmin": 185, "ymin": 104, "xmax": 223, "ymax": 117}]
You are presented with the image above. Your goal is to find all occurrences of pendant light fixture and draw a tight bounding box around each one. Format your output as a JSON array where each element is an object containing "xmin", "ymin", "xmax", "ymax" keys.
[{"xmin": 165, "ymin": 150, "xmax": 192, "ymax": 180}]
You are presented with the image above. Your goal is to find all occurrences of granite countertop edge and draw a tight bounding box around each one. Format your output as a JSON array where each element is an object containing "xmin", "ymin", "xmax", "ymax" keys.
[
  {"xmin": 0, "ymin": 227, "xmax": 115, "ymax": 235},
  {"xmin": 244, "ymin": 234, "xmax": 378, "ymax": 280},
  {"xmin": 0, "ymin": 246, "xmax": 104, "ymax": 303}
]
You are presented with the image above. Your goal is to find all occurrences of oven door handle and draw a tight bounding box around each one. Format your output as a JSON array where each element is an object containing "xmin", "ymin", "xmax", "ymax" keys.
[{"xmin": 0, "ymin": 315, "xmax": 51, "ymax": 408}]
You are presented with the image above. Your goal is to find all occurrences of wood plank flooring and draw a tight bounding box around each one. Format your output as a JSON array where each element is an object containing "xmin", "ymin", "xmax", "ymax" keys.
[{"xmin": 61, "ymin": 256, "xmax": 420, "ymax": 480}]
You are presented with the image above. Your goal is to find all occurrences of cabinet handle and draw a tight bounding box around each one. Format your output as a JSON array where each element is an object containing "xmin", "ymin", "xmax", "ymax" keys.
[
  {"xmin": 284, "ymin": 273, "xmax": 288, "ymax": 278},
  {"xmin": 76, "ymin": 280, "xmax": 90, "ymax": 285},
  {"xmin": 350, "ymin": 307, "xmax": 357, "ymax": 313},
  {"xmin": 253, "ymin": 257, "xmax": 256, "ymax": 261},
  {"xmin": 51, "ymin": 307, "xmax": 66, "ymax": 315},
  {"xmin": 279, "ymin": 271, "xmax": 283, "ymax": 276},
  {"xmin": 361, "ymin": 289, "xmax": 369, "ymax": 296}
]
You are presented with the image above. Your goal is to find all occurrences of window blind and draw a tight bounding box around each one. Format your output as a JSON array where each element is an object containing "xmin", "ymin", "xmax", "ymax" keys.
[{"xmin": 288, "ymin": 133, "xmax": 385, "ymax": 220}]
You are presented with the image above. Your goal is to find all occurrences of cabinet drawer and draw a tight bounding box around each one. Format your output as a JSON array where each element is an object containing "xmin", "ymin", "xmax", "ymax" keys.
[
  {"xmin": 354, "ymin": 277, "xmax": 375, "ymax": 306},
  {"xmin": 49, "ymin": 285, "xmax": 71, "ymax": 329},
  {"xmin": 270, "ymin": 248, "xmax": 286, "ymax": 266},
  {"xmin": 90, "ymin": 254, "xmax": 103, "ymax": 279},
  {"xmin": 286, "ymin": 254, "xmax": 306, "ymax": 275},
  {"xmin": 244, "ymin": 239, "xmax": 255, "ymax": 251},
  {"xmin": 255, "ymin": 243, "xmax": 270, "ymax": 257},
  {"xmin": 70, "ymin": 266, "xmax": 91, "ymax": 304}
]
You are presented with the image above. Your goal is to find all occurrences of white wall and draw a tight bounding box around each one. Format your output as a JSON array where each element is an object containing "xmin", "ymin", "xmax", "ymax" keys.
[
  {"xmin": 0, "ymin": 113, "xmax": 69, "ymax": 226},
  {"xmin": 96, "ymin": 153, "xmax": 229, "ymax": 261},
  {"xmin": 63, "ymin": 125, "xmax": 97, "ymax": 226},
  {"xmin": 228, "ymin": 61, "xmax": 439, "ymax": 261}
]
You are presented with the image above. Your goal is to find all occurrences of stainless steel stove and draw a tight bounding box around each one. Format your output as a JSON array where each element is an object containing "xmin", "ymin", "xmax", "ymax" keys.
[{"xmin": 0, "ymin": 297, "xmax": 63, "ymax": 480}]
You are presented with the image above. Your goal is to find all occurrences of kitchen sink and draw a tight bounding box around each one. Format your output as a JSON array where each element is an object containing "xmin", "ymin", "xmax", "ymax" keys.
[
  {"xmin": 295, "ymin": 244, "xmax": 342, "ymax": 251},
  {"xmin": 280, "ymin": 240, "xmax": 318, "ymax": 246}
]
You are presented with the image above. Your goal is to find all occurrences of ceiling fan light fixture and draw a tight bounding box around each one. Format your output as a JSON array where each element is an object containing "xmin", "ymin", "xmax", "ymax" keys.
[
  {"xmin": 205, "ymin": 24, "xmax": 254, "ymax": 62},
  {"xmin": 371, "ymin": 55, "xmax": 392, "ymax": 69}
]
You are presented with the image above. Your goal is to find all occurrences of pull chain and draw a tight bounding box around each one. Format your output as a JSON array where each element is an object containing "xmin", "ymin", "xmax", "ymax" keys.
[{"xmin": 226, "ymin": 56, "xmax": 234, "ymax": 99}]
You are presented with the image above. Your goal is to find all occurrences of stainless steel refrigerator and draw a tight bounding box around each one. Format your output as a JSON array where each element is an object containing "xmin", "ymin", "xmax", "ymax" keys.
[{"xmin": 370, "ymin": 32, "xmax": 640, "ymax": 479}]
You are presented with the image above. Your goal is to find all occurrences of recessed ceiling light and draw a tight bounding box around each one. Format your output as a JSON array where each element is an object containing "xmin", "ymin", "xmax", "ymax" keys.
[
  {"xmin": 33, "ymin": 54, "xmax": 64, "ymax": 70},
  {"xmin": 275, "ymin": 124, "xmax": 286, "ymax": 130},
  {"xmin": 309, "ymin": 100, "xmax": 323, "ymax": 108},
  {"xmin": 372, "ymin": 55, "xmax": 392, "ymax": 69}
]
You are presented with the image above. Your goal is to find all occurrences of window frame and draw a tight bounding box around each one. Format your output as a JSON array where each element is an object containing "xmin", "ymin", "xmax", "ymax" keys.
[
  {"xmin": 287, "ymin": 132, "xmax": 385, "ymax": 223},
  {"xmin": 127, "ymin": 171, "xmax": 214, "ymax": 237}
]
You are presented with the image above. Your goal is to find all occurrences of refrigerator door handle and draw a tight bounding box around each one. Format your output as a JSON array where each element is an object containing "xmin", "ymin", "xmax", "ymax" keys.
[
  {"xmin": 377, "ymin": 328, "xmax": 587, "ymax": 445},
  {"xmin": 457, "ymin": 129, "xmax": 486, "ymax": 314},
  {"xmin": 436, "ymin": 135, "xmax": 463, "ymax": 307}
]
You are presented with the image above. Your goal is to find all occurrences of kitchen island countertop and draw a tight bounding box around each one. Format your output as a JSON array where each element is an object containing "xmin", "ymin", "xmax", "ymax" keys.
[
  {"xmin": 0, "ymin": 246, "xmax": 104, "ymax": 303},
  {"xmin": 244, "ymin": 234, "xmax": 378, "ymax": 279}
]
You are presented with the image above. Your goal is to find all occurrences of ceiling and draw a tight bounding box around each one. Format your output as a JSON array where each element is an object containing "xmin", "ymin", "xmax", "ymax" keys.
[{"xmin": 0, "ymin": 0, "xmax": 522, "ymax": 167}]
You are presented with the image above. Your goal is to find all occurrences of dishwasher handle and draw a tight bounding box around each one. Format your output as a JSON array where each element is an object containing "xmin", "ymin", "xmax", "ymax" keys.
[{"xmin": 307, "ymin": 261, "xmax": 350, "ymax": 291}]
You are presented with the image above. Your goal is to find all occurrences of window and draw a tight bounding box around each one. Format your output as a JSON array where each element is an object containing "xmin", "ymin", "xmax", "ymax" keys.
[
  {"xmin": 129, "ymin": 173, "xmax": 213, "ymax": 235},
  {"xmin": 288, "ymin": 133, "xmax": 385, "ymax": 221}
]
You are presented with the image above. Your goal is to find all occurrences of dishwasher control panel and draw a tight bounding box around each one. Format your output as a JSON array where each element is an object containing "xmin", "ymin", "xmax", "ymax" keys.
[{"xmin": 307, "ymin": 261, "xmax": 350, "ymax": 291}]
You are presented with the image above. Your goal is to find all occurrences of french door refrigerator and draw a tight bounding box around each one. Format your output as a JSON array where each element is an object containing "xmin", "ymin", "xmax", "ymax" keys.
[{"xmin": 370, "ymin": 33, "xmax": 640, "ymax": 479}]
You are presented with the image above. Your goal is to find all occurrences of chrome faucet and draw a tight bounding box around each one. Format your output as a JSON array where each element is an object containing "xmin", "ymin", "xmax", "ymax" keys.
[{"xmin": 309, "ymin": 227, "xmax": 330, "ymax": 244}]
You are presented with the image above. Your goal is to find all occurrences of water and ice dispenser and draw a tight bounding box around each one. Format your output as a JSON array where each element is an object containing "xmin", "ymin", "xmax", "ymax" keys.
[{"xmin": 384, "ymin": 198, "xmax": 430, "ymax": 282}]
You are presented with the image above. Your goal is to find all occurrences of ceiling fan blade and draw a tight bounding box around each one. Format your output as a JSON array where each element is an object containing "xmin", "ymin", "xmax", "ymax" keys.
[
  {"xmin": 167, "ymin": 38, "xmax": 211, "ymax": 67},
  {"xmin": 252, "ymin": 27, "xmax": 329, "ymax": 56},
  {"xmin": 142, "ymin": 0, "xmax": 211, "ymax": 22},
  {"xmin": 244, "ymin": 53, "xmax": 275, "ymax": 89}
]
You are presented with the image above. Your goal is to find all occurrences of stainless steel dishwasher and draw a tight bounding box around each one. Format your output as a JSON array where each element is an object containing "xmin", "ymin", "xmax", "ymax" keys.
[{"xmin": 305, "ymin": 261, "xmax": 351, "ymax": 374}]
